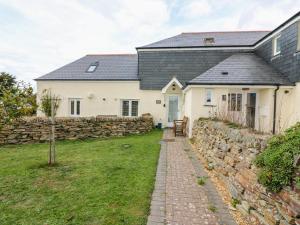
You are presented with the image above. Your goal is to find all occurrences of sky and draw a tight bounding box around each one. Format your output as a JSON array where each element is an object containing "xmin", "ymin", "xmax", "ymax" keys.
[{"xmin": 0, "ymin": 0, "xmax": 299, "ymax": 86}]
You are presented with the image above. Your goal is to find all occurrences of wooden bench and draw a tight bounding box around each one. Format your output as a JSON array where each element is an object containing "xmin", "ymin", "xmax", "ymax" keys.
[{"xmin": 173, "ymin": 116, "xmax": 188, "ymax": 137}]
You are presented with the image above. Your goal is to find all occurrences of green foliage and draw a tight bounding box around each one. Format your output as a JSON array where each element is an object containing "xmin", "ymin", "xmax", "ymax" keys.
[
  {"xmin": 0, "ymin": 72, "xmax": 37, "ymax": 125},
  {"xmin": 0, "ymin": 72, "xmax": 16, "ymax": 97},
  {"xmin": 255, "ymin": 122, "xmax": 300, "ymax": 192},
  {"xmin": 296, "ymin": 177, "xmax": 300, "ymax": 189},
  {"xmin": 208, "ymin": 205, "xmax": 217, "ymax": 212},
  {"xmin": 39, "ymin": 89, "xmax": 60, "ymax": 117},
  {"xmin": 231, "ymin": 198, "xmax": 240, "ymax": 208},
  {"xmin": 197, "ymin": 176, "xmax": 208, "ymax": 186}
]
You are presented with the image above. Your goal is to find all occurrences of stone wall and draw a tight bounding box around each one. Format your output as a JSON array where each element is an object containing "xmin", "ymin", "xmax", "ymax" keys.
[
  {"xmin": 192, "ymin": 119, "xmax": 300, "ymax": 225},
  {"xmin": 0, "ymin": 115, "xmax": 153, "ymax": 145}
]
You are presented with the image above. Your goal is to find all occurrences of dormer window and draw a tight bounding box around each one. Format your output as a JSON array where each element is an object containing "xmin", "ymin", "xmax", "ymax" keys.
[
  {"xmin": 273, "ymin": 35, "xmax": 281, "ymax": 56},
  {"xmin": 204, "ymin": 37, "xmax": 215, "ymax": 45},
  {"xmin": 86, "ymin": 62, "xmax": 99, "ymax": 73}
]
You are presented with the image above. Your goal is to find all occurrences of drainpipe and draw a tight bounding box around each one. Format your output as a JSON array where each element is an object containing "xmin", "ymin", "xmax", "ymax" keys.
[{"xmin": 273, "ymin": 85, "xmax": 280, "ymax": 134}]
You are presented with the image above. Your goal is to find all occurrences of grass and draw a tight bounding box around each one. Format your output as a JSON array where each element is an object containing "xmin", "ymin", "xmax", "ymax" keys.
[
  {"xmin": 197, "ymin": 176, "xmax": 208, "ymax": 186},
  {"xmin": 0, "ymin": 130, "xmax": 162, "ymax": 225},
  {"xmin": 208, "ymin": 205, "xmax": 217, "ymax": 213}
]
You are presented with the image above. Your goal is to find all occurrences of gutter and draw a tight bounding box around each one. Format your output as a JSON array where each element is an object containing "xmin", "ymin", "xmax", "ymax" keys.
[
  {"xmin": 273, "ymin": 85, "xmax": 280, "ymax": 134},
  {"xmin": 136, "ymin": 45, "xmax": 253, "ymax": 50},
  {"xmin": 34, "ymin": 78, "xmax": 141, "ymax": 81},
  {"xmin": 185, "ymin": 82, "xmax": 295, "ymax": 86}
]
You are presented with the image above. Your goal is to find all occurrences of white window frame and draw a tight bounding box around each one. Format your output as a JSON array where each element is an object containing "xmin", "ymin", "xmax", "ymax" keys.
[
  {"xmin": 228, "ymin": 93, "xmax": 242, "ymax": 112},
  {"xmin": 273, "ymin": 35, "xmax": 281, "ymax": 56},
  {"xmin": 297, "ymin": 22, "xmax": 300, "ymax": 51},
  {"xmin": 205, "ymin": 89, "xmax": 213, "ymax": 105},
  {"xmin": 87, "ymin": 65, "xmax": 97, "ymax": 72},
  {"xmin": 121, "ymin": 99, "xmax": 139, "ymax": 117},
  {"xmin": 69, "ymin": 98, "xmax": 81, "ymax": 116}
]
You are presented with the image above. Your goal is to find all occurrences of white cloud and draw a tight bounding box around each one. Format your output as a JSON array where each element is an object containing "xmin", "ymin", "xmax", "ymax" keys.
[
  {"xmin": 237, "ymin": 1, "xmax": 300, "ymax": 30},
  {"xmin": 179, "ymin": 0, "xmax": 212, "ymax": 19}
]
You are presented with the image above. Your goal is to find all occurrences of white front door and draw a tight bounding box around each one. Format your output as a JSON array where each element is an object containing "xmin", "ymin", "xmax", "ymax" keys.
[{"xmin": 168, "ymin": 95, "xmax": 179, "ymax": 127}]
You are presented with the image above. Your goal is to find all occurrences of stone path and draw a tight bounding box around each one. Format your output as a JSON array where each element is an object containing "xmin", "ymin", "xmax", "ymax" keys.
[{"xmin": 147, "ymin": 129, "xmax": 236, "ymax": 225}]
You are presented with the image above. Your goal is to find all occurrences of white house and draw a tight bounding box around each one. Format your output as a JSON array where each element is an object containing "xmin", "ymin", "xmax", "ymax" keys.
[{"xmin": 36, "ymin": 12, "xmax": 300, "ymax": 137}]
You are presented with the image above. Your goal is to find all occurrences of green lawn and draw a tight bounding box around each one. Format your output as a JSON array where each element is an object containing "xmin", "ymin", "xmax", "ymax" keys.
[{"xmin": 0, "ymin": 130, "xmax": 162, "ymax": 225}]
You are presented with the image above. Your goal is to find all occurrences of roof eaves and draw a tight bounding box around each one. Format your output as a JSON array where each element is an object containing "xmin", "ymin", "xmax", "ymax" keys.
[
  {"xmin": 136, "ymin": 44, "xmax": 253, "ymax": 50},
  {"xmin": 186, "ymin": 82, "xmax": 295, "ymax": 86},
  {"xmin": 34, "ymin": 78, "xmax": 140, "ymax": 81}
]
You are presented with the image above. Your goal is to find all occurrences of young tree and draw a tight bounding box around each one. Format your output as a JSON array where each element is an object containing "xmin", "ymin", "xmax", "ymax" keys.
[
  {"xmin": 40, "ymin": 89, "xmax": 60, "ymax": 165},
  {"xmin": 0, "ymin": 72, "xmax": 37, "ymax": 126}
]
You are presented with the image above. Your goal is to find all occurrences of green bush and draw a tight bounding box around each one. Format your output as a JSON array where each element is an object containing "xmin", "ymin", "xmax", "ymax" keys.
[
  {"xmin": 255, "ymin": 122, "xmax": 300, "ymax": 192},
  {"xmin": 231, "ymin": 198, "xmax": 240, "ymax": 208}
]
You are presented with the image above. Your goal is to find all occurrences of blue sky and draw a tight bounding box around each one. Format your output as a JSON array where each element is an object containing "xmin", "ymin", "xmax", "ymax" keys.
[{"xmin": 0, "ymin": 0, "xmax": 299, "ymax": 86}]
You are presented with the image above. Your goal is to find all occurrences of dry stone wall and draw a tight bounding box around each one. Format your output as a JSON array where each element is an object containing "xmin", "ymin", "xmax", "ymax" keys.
[
  {"xmin": 0, "ymin": 115, "xmax": 153, "ymax": 145},
  {"xmin": 192, "ymin": 119, "xmax": 300, "ymax": 225}
]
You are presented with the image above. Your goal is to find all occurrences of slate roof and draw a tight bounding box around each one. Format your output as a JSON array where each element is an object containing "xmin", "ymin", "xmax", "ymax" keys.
[
  {"xmin": 188, "ymin": 53, "xmax": 293, "ymax": 86},
  {"xmin": 137, "ymin": 31, "xmax": 270, "ymax": 49},
  {"xmin": 35, "ymin": 54, "xmax": 138, "ymax": 81}
]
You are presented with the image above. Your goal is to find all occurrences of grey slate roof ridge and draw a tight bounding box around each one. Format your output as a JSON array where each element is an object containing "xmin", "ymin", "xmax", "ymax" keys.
[
  {"xmin": 187, "ymin": 53, "xmax": 294, "ymax": 86},
  {"xmin": 137, "ymin": 11, "xmax": 300, "ymax": 49},
  {"xmin": 136, "ymin": 31, "xmax": 270, "ymax": 49}
]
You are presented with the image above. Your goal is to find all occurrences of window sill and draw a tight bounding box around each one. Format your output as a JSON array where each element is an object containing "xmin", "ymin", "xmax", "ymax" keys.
[
  {"xmin": 294, "ymin": 51, "xmax": 300, "ymax": 56},
  {"xmin": 122, "ymin": 116, "xmax": 139, "ymax": 118},
  {"xmin": 271, "ymin": 54, "xmax": 281, "ymax": 61},
  {"xmin": 203, "ymin": 104, "xmax": 216, "ymax": 107}
]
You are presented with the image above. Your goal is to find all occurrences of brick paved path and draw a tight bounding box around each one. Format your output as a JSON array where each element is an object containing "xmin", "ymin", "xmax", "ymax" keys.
[{"xmin": 147, "ymin": 129, "xmax": 236, "ymax": 225}]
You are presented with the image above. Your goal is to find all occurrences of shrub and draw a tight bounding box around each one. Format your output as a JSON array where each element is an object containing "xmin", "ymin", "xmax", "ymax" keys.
[
  {"xmin": 197, "ymin": 176, "xmax": 208, "ymax": 186},
  {"xmin": 255, "ymin": 122, "xmax": 300, "ymax": 192},
  {"xmin": 231, "ymin": 198, "xmax": 240, "ymax": 208}
]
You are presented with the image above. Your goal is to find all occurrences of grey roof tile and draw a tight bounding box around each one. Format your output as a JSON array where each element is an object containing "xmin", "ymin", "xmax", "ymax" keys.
[
  {"xmin": 35, "ymin": 54, "xmax": 138, "ymax": 81},
  {"xmin": 138, "ymin": 31, "xmax": 270, "ymax": 49},
  {"xmin": 188, "ymin": 53, "xmax": 293, "ymax": 85}
]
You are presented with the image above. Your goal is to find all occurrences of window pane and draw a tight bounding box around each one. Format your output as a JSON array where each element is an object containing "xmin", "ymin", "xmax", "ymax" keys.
[
  {"xmin": 71, "ymin": 100, "xmax": 74, "ymax": 115},
  {"xmin": 237, "ymin": 94, "xmax": 242, "ymax": 111},
  {"xmin": 87, "ymin": 65, "xmax": 97, "ymax": 72},
  {"xmin": 122, "ymin": 101, "xmax": 129, "ymax": 116},
  {"xmin": 131, "ymin": 101, "xmax": 138, "ymax": 116},
  {"xmin": 228, "ymin": 94, "xmax": 231, "ymax": 111},
  {"xmin": 298, "ymin": 22, "xmax": 300, "ymax": 50},
  {"xmin": 76, "ymin": 100, "xmax": 80, "ymax": 115},
  {"xmin": 222, "ymin": 95, "xmax": 226, "ymax": 101},
  {"xmin": 206, "ymin": 90, "xmax": 212, "ymax": 103},
  {"xmin": 274, "ymin": 36, "xmax": 281, "ymax": 55},
  {"xmin": 276, "ymin": 37, "xmax": 281, "ymax": 53},
  {"xmin": 231, "ymin": 93, "xmax": 236, "ymax": 111}
]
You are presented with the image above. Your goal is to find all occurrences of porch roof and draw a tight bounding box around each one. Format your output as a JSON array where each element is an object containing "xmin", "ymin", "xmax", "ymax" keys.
[{"xmin": 187, "ymin": 53, "xmax": 293, "ymax": 86}]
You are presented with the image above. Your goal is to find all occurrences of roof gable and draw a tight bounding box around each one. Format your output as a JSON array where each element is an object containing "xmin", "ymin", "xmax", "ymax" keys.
[{"xmin": 161, "ymin": 77, "xmax": 183, "ymax": 93}]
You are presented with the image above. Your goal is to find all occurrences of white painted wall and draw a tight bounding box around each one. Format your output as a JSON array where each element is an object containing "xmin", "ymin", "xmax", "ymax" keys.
[
  {"xmin": 184, "ymin": 84, "xmax": 300, "ymax": 137},
  {"xmin": 37, "ymin": 80, "xmax": 300, "ymax": 135},
  {"xmin": 36, "ymin": 81, "xmax": 167, "ymax": 126},
  {"xmin": 275, "ymin": 82, "xmax": 300, "ymax": 132},
  {"xmin": 184, "ymin": 87, "xmax": 228, "ymax": 137}
]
